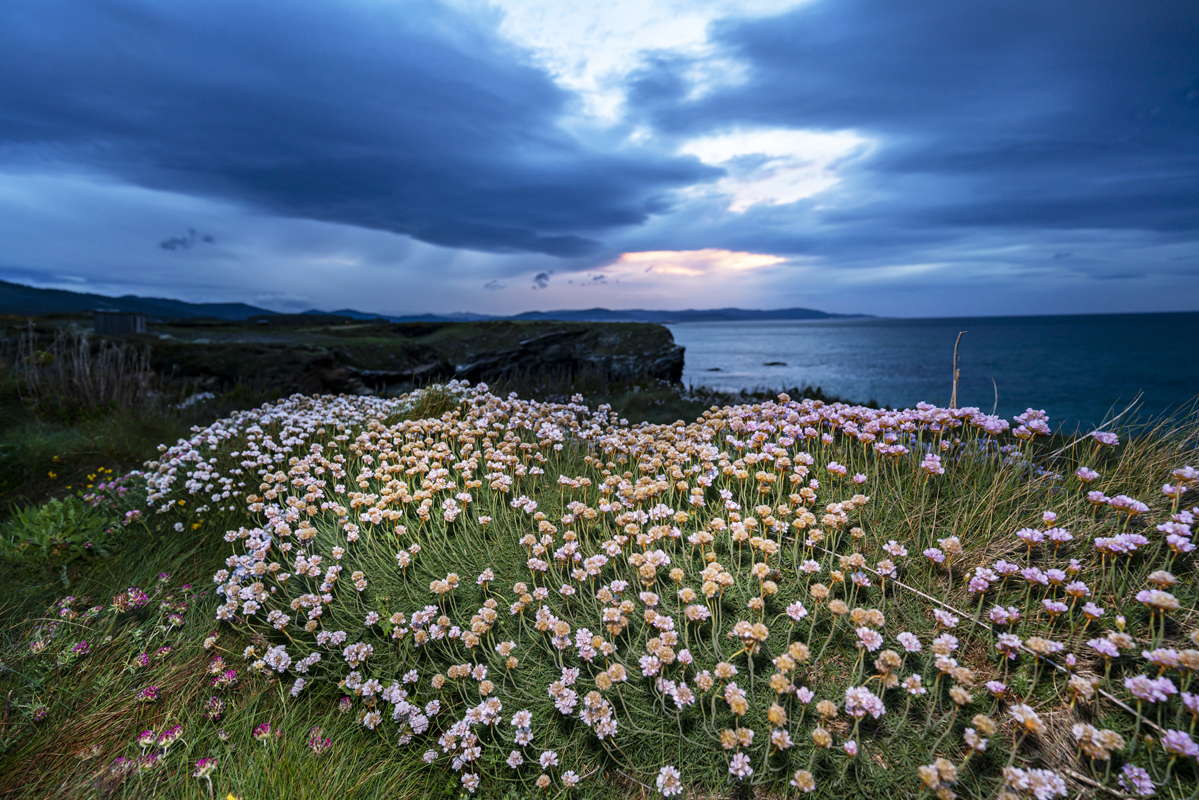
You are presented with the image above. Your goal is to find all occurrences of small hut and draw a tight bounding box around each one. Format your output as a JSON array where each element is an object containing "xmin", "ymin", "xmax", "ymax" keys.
[{"xmin": 92, "ymin": 309, "xmax": 146, "ymax": 335}]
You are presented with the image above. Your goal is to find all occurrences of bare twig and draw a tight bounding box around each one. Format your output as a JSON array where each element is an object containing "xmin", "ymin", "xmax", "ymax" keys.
[
  {"xmin": 614, "ymin": 769, "xmax": 653, "ymax": 792},
  {"xmin": 950, "ymin": 331, "xmax": 966, "ymax": 409},
  {"xmin": 1060, "ymin": 768, "xmax": 1135, "ymax": 799}
]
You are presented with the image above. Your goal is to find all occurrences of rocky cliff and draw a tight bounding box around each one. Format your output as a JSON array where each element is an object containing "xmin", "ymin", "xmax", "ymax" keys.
[{"xmin": 140, "ymin": 318, "xmax": 684, "ymax": 396}]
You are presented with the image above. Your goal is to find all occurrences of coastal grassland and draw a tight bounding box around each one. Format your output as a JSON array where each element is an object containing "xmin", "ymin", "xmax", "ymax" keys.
[
  {"xmin": 0, "ymin": 317, "xmax": 860, "ymax": 518},
  {"xmin": 0, "ymin": 383, "xmax": 1196, "ymax": 800}
]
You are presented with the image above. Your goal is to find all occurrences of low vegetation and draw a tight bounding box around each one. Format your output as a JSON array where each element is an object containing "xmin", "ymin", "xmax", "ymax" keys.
[
  {"xmin": 0, "ymin": 372, "xmax": 1193, "ymax": 800},
  {"xmin": 0, "ymin": 321, "xmax": 1195, "ymax": 799}
]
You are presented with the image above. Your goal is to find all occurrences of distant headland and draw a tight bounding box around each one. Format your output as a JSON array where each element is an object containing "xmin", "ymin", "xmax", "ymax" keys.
[{"xmin": 0, "ymin": 279, "xmax": 867, "ymax": 323}]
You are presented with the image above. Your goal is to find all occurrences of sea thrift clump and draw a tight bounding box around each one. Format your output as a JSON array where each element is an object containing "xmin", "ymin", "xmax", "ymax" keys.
[
  {"xmin": 1118, "ymin": 764, "xmax": 1154, "ymax": 796},
  {"xmin": 127, "ymin": 383, "xmax": 1192, "ymax": 795},
  {"xmin": 1003, "ymin": 766, "xmax": 1067, "ymax": 798},
  {"xmin": 656, "ymin": 766, "xmax": 682, "ymax": 797},
  {"xmin": 844, "ymin": 686, "xmax": 885, "ymax": 719}
]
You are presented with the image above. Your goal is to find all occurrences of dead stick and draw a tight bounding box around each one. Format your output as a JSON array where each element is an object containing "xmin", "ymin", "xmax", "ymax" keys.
[
  {"xmin": 950, "ymin": 331, "xmax": 966, "ymax": 409},
  {"xmin": 1061, "ymin": 768, "xmax": 1135, "ymax": 799}
]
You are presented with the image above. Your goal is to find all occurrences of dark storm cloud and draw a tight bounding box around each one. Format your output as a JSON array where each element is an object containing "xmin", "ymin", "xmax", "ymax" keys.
[
  {"xmin": 627, "ymin": 0, "xmax": 1199, "ymax": 247},
  {"xmin": 0, "ymin": 0, "xmax": 715, "ymax": 256}
]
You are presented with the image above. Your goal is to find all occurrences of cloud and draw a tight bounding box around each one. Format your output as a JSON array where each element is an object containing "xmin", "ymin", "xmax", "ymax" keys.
[
  {"xmin": 622, "ymin": 0, "xmax": 1199, "ymax": 262},
  {"xmin": 486, "ymin": 0, "xmax": 809, "ymax": 120},
  {"xmin": 160, "ymin": 228, "xmax": 215, "ymax": 250},
  {"xmin": 0, "ymin": 170, "xmax": 568, "ymax": 315},
  {"xmin": 677, "ymin": 128, "xmax": 872, "ymax": 212},
  {"xmin": 1, "ymin": 0, "xmax": 1197, "ymax": 318},
  {"xmin": 0, "ymin": 0, "xmax": 716, "ymax": 257}
]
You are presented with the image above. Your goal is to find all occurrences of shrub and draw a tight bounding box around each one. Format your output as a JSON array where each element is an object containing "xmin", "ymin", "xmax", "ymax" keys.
[
  {"xmin": 0, "ymin": 496, "xmax": 110, "ymax": 576},
  {"xmin": 1, "ymin": 473, "xmax": 144, "ymax": 582}
]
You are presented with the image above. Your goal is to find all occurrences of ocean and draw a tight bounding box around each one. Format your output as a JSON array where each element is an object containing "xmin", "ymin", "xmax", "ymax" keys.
[{"xmin": 665, "ymin": 311, "xmax": 1199, "ymax": 431}]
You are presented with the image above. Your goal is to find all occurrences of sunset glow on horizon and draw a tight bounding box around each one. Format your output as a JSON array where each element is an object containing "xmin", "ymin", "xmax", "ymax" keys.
[{"xmin": 609, "ymin": 249, "xmax": 788, "ymax": 278}]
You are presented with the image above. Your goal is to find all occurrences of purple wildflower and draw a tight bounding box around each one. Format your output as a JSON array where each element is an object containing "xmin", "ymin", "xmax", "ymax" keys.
[
  {"xmin": 1042, "ymin": 599, "xmax": 1068, "ymax": 617},
  {"xmin": 1162, "ymin": 729, "xmax": 1199, "ymax": 757},
  {"xmin": 1087, "ymin": 639, "xmax": 1119, "ymax": 659},
  {"xmin": 1117, "ymin": 764, "xmax": 1154, "ymax": 796},
  {"xmin": 307, "ymin": 726, "xmax": 332, "ymax": 754},
  {"xmin": 205, "ymin": 696, "xmax": 226, "ymax": 721},
  {"xmin": 995, "ymin": 634, "xmax": 1021, "ymax": 660},
  {"xmin": 157, "ymin": 725, "xmax": 183, "ymax": 749},
  {"xmin": 253, "ymin": 722, "xmax": 274, "ymax": 743},
  {"xmin": 844, "ymin": 686, "xmax": 885, "ymax": 719},
  {"xmin": 1125, "ymin": 674, "xmax": 1177, "ymax": 704},
  {"xmin": 1015, "ymin": 528, "xmax": 1044, "ymax": 547}
]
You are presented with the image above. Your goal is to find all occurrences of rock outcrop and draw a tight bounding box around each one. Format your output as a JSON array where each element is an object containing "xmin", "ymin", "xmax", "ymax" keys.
[{"xmin": 141, "ymin": 319, "xmax": 684, "ymax": 396}]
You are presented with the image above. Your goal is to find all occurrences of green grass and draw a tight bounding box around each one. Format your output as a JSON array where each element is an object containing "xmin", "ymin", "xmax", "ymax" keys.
[{"xmin": 0, "ymin": 384, "xmax": 1195, "ymax": 800}]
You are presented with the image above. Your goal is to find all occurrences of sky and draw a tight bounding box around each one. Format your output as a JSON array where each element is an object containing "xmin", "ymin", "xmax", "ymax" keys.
[{"xmin": 1, "ymin": 0, "xmax": 1197, "ymax": 317}]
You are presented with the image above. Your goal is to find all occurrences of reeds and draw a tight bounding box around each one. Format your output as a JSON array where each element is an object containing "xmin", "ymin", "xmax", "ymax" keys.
[{"xmin": 11, "ymin": 325, "xmax": 155, "ymax": 421}]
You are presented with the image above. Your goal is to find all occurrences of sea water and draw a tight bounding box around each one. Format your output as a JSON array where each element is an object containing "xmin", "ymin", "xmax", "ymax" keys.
[{"xmin": 666, "ymin": 311, "xmax": 1199, "ymax": 431}]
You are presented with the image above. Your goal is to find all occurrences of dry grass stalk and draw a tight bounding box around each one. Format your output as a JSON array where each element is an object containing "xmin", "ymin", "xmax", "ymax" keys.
[{"xmin": 13, "ymin": 325, "xmax": 155, "ymax": 419}]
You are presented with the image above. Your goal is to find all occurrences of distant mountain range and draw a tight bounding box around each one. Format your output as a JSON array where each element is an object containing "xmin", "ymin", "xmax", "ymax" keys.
[
  {"xmin": 0, "ymin": 278, "xmax": 864, "ymax": 324},
  {"xmin": 0, "ymin": 279, "xmax": 273, "ymax": 320},
  {"xmin": 371, "ymin": 307, "xmax": 867, "ymax": 323}
]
